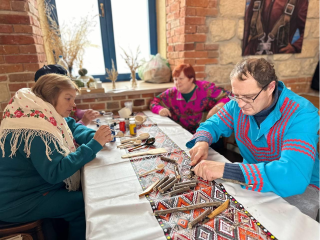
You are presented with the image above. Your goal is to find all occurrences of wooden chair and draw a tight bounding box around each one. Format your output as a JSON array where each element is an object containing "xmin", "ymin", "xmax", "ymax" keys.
[
  {"xmin": 0, "ymin": 233, "xmax": 34, "ymax": 240},
  {"xmin": 0, "ymin": 220, "xmax": 44, "ymax": 240}
]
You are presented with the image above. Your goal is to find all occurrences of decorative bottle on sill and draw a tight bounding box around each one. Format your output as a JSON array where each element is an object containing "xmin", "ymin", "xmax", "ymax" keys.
[{"xmin": 57, "ymin": 55, "xmax": 70, "ymax": 77}]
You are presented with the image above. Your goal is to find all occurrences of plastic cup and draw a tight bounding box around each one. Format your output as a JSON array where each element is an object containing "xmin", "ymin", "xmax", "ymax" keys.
[
  {"xmin": 104, "ymin": 112, "xmax": 113, "ymax": 119},
  {"xmin": 124, "ymin": 102, "xmax": 133, "ymax": 113}
]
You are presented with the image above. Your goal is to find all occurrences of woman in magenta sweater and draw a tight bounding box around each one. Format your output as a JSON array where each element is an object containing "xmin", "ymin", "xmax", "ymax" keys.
[{"xmin": 150, "ymin": 64, "xmax": 230, "ymax": 134}]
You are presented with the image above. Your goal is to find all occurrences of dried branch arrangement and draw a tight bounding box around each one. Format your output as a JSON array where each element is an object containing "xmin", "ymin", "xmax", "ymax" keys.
[
  {"xmin": 121, "ymin": 46, "xmax": 141, "ymax": 89},
  {"xmin": 106, "ymin": 59, "xmax": 118, "ymax": 90},
  {"xmin": 43, "ymin": 3, "xmax": 96, "ymax": 75}
]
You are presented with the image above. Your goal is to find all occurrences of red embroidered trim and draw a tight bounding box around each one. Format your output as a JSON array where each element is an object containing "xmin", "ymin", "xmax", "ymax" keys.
[
  {"xmin": 217, "ymin": 111, "xmax": 233, "ymax": 129},
  {"xmin": 240, "ymin": 164, "xmax": 263, "ymax": 192},
  {"xmin": 241, "ymin": 164, "xmax": 253, "ymax": 190},
  {"xmin": 249, "ymin": 99, "xmax": 297, "ymax": 158},
  {"xmin": 284, "ymin": 139, "xmax": 316, "ymax": 155},
  {"xmin": 247, "ymin": 164, "xmax": 258, "ymax": 191},
  {"xmin": 253, "ymin": 164, "xmax": 263, "ymax": 192},
  {"xmin": 282, "ymin": 147, "xmax": 315, "ymax": 161},
  {"xmin": 236, "ymin": 98, "xmax": 300, "ymax": 162},
  {"xmin": 282, "ymin": 143, "xmax": 316, "ymax": 161},
  {"xmin": 222, "ymin": 107, "xmax": 233, "ymax": 121},
  {"xmin": 191, "ymin": 130, "xmax": 213, "ymax": 144},
  {"xmin": 310, "ymin": 184, "xmax": 320, "ymax": 190}
]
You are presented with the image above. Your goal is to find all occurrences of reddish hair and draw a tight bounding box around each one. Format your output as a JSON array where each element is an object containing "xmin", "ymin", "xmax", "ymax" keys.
[{"xmin": 172, "ymin": 64, "xmax": 196, "ymax": 83}]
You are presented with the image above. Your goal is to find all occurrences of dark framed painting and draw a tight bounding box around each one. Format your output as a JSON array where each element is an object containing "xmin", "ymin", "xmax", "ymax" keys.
[{"xmin": 242, "ymin": 0, "xmax": 309, "ymax": 56}]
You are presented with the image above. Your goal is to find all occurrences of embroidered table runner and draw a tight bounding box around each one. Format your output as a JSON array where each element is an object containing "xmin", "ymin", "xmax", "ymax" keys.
[{"xmin": 125, "ymin": 113, "xmax": 277, "ymax": 240}]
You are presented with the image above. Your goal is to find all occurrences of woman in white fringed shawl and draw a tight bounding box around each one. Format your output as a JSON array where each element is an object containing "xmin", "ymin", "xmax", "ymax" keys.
[{"xmin": 0, "ymin": 74, "xmax": 112, "ymax": 240}]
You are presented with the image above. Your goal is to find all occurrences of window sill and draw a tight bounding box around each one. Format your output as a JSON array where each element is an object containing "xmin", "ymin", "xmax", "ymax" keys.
[{"xmin": 76, "ymin": 81, "xmax": 173, "ymax": 99}]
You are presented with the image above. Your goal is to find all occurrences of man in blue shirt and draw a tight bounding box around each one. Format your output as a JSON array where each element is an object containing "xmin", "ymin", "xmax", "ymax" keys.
[{"xmin": 187, "ymin": 58, "xmax": 319, "ymax": 219}]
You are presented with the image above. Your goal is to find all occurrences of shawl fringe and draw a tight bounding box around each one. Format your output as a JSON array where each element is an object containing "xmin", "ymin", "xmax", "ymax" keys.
[{"xmin": 0, "ymin": 128, "xmax": 68, "ymax": 160}]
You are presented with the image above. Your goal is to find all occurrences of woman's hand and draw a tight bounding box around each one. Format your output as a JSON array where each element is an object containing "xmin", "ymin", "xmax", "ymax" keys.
[
  {"xmin": 189, "ymin": 141, "xmax": 209, "ymax": 166},
  {"xmin": 159, "ymin": 108, "xmax": 171, "ymax": 117},
  {"xmin": 82, "ymin": 110, "xmax": 100, "ymax": 126},
  {"xmin": 207, "ymin": 103, "xmax": 224, "ymax": 119},
  {"xmin": 93, "ymin": 125, "xmax": 112, "ymax": 146}
]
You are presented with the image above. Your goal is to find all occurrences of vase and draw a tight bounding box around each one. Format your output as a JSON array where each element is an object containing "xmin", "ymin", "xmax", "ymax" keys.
[
  {"xmin": 112, "ymin": 81, "xmax": 116, "ymax": 90},
  {"xmin": 130, "ymin": 70, "xmax": 137, "ymax": 89}
]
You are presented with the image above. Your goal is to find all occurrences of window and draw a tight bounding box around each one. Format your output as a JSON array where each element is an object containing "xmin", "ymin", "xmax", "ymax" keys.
[{"xmin": 50, "ymin": 0, "xmax": 157, "ymax": 82}]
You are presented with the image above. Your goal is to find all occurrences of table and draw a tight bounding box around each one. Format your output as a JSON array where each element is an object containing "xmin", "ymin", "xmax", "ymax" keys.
[{"xmin": 82, "ymin": 111, "xmax": 319, "ymax": 240}]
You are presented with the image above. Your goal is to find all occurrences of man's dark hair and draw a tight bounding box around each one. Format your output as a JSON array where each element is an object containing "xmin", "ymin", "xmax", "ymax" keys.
[
  {"xmin": 230, "ymin": 58, "xmax": 278, "ymax": 88},
  {"xmin": 34, "ymin": 64, "xmax": 68, "ymax": 82}
]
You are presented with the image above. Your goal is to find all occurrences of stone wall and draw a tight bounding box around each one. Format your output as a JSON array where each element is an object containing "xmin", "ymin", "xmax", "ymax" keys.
[
  {"xmin": 0, "ymin": 0, "xmax": 46, "ymax": 121},
  {"xmin": 166, "ymin": 0, "xmax": 319, "ymax": 93}
]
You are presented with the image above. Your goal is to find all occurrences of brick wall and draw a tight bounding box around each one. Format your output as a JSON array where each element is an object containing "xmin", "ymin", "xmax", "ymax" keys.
[
  {"xmin": 165, "ymin": 0, "xmax": 319, "ymax": 93},
  {"xmin": 75, "ymin": 91, "xmax": 163, "ymax": 115},
  {"xmin": 166, "ymin": 0, "xmax": 218, "ymax": 80},
  {"xmin": 0, "ymin": 0, "xmax": 46, "ymax": 121}
]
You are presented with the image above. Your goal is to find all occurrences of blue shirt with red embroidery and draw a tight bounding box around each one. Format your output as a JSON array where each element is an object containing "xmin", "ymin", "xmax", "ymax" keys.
[{"xmin": 187, "ymin": 81, "xmax": 319, "ymax": 197}]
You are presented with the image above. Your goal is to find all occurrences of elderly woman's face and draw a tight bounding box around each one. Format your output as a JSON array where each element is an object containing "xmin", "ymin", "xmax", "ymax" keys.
[
  {"xmin": 55, "ymin": 89, "xmax": 77, "ymax": 117},
  {"xmin": 173, "ymin": 71, "xmax": 194, "ymax": 94}
]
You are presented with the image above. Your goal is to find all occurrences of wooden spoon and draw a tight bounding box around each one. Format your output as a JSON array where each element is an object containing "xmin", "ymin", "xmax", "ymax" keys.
[
  {"xmin": 128, "ymin": 137, "xmax": 155, "ymax": 152},
  {"xmin": 118, "ymin": 140, "xmax": 142, "ymax": 149},
  {"xmin": 121, "ymin": 148, "xmax": 167, "ymax": 159},
  {"xmin": 120, "ymin": 133, "xmax": 150, "ymax": 144},
  {"xmin": 117, "ymin": 141, "xmax": 133, "ymax": 148},
  {"xmin": 115, "ymin": 131, "xmax": 124, "ymax": 137},
  {"xmin": 139, "ymin": 179, "xmax": 160, "ymax": 197},
  {"xmin": 139, "ymin": 164, "xmax": 165, "ymax": 177}
]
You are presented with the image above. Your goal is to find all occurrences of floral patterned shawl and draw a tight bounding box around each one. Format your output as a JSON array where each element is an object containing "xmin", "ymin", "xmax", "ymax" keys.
[{"xmin": 0, "ymin": 88, "xmax": 80, "ymax": 191}]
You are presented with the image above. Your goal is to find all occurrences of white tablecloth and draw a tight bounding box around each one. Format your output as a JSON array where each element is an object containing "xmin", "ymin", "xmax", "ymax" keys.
[{"xmin": 82, "ymin": 111, "xmax": 320, "ymax": 240}]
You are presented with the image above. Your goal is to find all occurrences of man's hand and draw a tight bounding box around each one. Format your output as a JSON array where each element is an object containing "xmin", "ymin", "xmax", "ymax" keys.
[
  {"xmin": 159, "ymin": 108, "xmax": 172, "ymax": 117},
  {"xmin": 192, "ymin": 161, "xmax": 225, "ymax": 181},
  {"xmin": 82, "ymin": 109, "xmax": 100, "ymax": 125},
  {"xmin": 279, "ymin": 43, "xmax": 296, "ymax": 53},
  {"xmin": 189, "ymin": 141, "xmax": 209, "ymax": 166}
]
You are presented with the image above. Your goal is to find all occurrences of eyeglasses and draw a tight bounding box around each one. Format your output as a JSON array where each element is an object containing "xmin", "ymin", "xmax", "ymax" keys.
[{"xmin": 228, "ymin": 83, "xmax": 269, "ymax": 103}]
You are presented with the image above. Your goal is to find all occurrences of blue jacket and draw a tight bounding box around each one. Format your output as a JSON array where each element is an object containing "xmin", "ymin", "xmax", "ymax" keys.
[
  {"xmin": 0, "ymin": 118, "xmax": 102, "ymax": 217},
  {"xmin": 187, "ymin": 82, "xmax": 319, "ymax": 197}
]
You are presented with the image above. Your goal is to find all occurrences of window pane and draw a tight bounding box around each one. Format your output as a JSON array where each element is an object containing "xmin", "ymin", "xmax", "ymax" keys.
[
  {"xmin": 111, "ymin": 0, "xmax": 150, "ymax": 74},
  {"xmin": 55, "ymin": 0, "xmax": 105, "ymax": 76}
]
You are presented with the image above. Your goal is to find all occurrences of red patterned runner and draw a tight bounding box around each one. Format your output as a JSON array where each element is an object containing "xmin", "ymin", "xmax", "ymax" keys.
[{"xmin": 126, "ymin": 113, "xmax": 277, "ymax": 240}]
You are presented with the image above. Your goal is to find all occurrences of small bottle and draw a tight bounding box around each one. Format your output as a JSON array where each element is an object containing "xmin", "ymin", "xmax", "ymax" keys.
[
  {"xmin": 96, "ymin": 118, "xmax": 101, "ymax": 127},
  {"xmin": 125, "ymin": 118, "xmax": 130, "ymax": 127},
  {"xmin": 119, "ymin": 118, "xmax": 126, "ymax": 132},
  {"xmin": 106, "ymin": 119, "xmax": 116, "ymax": 142},
  {"xmin": 129, "ymin": 121, "xmax": 136, "ymax": 136},
  {"xmin": 57, "ymin": 55, "xmax": 69, "ymax": 76}
]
